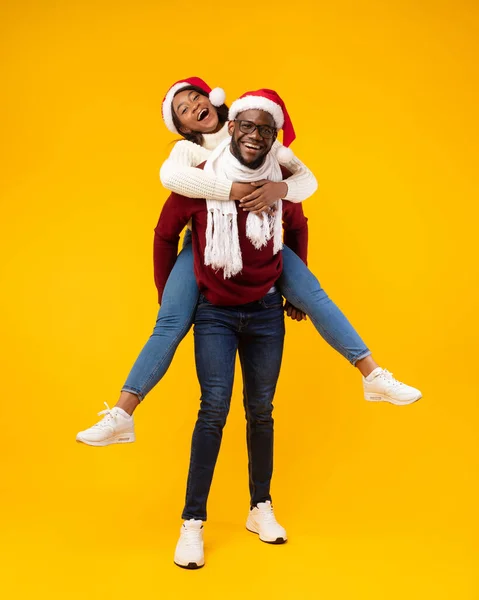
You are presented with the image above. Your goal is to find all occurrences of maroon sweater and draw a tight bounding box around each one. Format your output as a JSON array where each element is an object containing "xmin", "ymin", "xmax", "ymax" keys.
[{"xmin": 154, "ymin": 170, "xmax": 308, "ymax": 306}]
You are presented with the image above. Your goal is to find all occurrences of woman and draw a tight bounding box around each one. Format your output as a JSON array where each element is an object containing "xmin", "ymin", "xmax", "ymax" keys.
[{"xmin": 76, "ymin": 77, "xmax": 421, "ymax": 446}]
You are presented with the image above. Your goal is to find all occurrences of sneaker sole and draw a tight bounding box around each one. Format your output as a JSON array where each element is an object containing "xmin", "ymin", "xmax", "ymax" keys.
[
  {"xmin": 246, "ymin": 524, "xmax": 287, "ymax": 545},
  {"xmin": 174, "ymin": 560, "xmax": 204, "ymax": 570},
  {"xmin": 364, "ymin": 392, "xmax": 422, "ymax": 406},
  {"xmin": 76, "ymin": 432, "xmax": 136, "ymax": 446}
]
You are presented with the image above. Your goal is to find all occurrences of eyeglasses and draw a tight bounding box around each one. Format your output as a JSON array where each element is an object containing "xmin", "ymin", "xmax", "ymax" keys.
[{"xmin": 234, "ymin": 120, "xmax": 276, "ymax": 139}]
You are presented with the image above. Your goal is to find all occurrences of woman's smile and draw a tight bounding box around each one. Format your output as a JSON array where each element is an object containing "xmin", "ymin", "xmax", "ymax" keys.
[{"xmin": 173, "ymin": 89, "xmax": 219, "ymax": 133}]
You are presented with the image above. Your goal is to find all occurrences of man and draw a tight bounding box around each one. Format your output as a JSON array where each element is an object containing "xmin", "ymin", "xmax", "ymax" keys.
[{"xmin": 153, "ymin": 90, "xmax": 308, "ymax": 569}]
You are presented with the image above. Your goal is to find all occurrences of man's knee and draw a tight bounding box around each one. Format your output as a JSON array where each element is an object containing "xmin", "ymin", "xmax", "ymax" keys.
[
  {"xmin": 247, "ymin": 399, "xmax": 274, "ymax": 425},
  {"xmin": 198, "ymin": 392, "xmax": 230, "ymax": 427}
]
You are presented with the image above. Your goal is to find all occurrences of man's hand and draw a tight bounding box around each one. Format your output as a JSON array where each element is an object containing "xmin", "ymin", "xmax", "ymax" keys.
[
  {"xmin": 284, "ymin": 300, "xmax": 307, "ymax": 322},
  {"xmin": 230, "ymin": 182, "xmax": 256, "ymax": 201},
  {"xmin": 239, "ymin": 180, "xmax": 288, "ymax": 214}
]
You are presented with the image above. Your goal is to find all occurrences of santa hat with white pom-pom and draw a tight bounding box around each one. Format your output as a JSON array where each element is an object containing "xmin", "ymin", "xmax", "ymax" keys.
[
  {"xmin": 228, "ymin": 89, "xmax": 296, "ymax": 162},
  {"xmin": 162, "ymin": 77, "xmax": 226, "ymax": 134}
]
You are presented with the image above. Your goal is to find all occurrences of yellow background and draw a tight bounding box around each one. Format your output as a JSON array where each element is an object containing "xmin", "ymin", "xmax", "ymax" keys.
[{"xmin": 1, "ymin": 0, "xmax": 478, "ymax": 598}]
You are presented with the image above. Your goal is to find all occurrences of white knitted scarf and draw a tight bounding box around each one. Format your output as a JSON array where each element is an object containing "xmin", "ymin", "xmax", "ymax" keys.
[{"xmin": 203, "ymin": 137, "xmax": 283, "ymax": 279}]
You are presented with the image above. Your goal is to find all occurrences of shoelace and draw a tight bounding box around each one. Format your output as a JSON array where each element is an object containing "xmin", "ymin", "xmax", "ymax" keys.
[
  {"xmin": 258, "ymin": 504, "xmax": 278, "ymax": 525},
  {"xmin": 182, "ymin": 526, "xmax": 202, "ymax": 548},
  {"xmin": 378, "ymin": 370, "xmax": 404, "ymax": 389},
  {"xmin": 92, "ymin": 402, "xmax": 117, "ymax": 429}
]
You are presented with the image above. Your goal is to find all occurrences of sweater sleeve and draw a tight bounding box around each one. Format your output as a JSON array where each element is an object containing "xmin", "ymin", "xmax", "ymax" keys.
[
  {"xmin": 159, "ymin": 140, "xmax": 233, "ymax": 201},
  {"xmin": 282, "ymin": 202, "xmax": 308, "ymax": 265},
  {"xmin": 272, "ymin": 140, "xmax": 318, "ymax": 203},
  {"xmin": 153, "ymin": 193, "xmax": 197, "ymax": 304}
]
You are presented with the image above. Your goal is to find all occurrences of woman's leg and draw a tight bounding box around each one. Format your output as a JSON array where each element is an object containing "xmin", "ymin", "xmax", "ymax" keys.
[
  {"xmin": 117, "ymin": 229, "xmax": 197, "ymax": 414},
  {"xmin": 76, "ymin": 237, "xmax": 199, "ymax": 445},
  {"xmin": 278, "ymin": 245, "xmax": 371, "ymax": 367},
  {"xmin": 119, "ymin": 241, "xmax": 199, "ymax": 408},
  {"xmin": 277, "ymin": 245, "xmax": 422, "ymax": 405}
]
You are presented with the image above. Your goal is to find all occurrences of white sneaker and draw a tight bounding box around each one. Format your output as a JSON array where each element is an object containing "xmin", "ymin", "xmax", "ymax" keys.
[
  {"xmin": 174, "ymin": 519, "xmax": 205, "ymax": 569},
  {"xmin": 76, "ymin": 403, "xmax": 135, "ymax": 446},
  {"xmin": 363, "ymin": 367, "xmax": 422, "ymax": 405},
  {"xmin": 246, "ymin": 501, "xmax": 287, "ymax": 544}
]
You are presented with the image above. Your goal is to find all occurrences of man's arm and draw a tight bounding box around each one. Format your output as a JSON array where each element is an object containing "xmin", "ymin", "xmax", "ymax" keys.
[
  {"xmin": 154, "ymin": 193, "xmax": 196, "ymax": 304},
  {"xmin": 282, "ymin": 202, "xmax": 308, "ymax": 265},
  {"xmin": 282, "ymin": 202, "xmax": 309, "ymax": 321}
]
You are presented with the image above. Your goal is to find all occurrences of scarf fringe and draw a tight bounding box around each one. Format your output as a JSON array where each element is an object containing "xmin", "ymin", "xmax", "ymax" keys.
[{"xmin": 204, "ymin": 205, "xmax": 243, "ymax": 279}]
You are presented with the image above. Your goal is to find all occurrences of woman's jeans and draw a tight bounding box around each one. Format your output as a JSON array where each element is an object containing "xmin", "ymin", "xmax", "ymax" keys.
[
  {"xmin": 182, "ymin": 291, "xmax": 284, "ymax": 521},
  {"xmin": 278, "ymin": 247, "xmax": 370, "ymax": 365},
  {"xmin": 122, "ymin": 235, "xmax": 370, "ymax": 401}
]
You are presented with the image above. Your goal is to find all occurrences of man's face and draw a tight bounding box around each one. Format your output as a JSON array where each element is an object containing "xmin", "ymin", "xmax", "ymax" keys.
[{"xmin": 228, "ymin": 109, "xmax": 277, "ymax": 169}]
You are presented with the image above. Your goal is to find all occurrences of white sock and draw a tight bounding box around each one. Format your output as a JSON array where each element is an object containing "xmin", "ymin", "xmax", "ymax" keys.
[{"xmin": 365, "ymin": 367, "xmax": 383, "ymax": 382}]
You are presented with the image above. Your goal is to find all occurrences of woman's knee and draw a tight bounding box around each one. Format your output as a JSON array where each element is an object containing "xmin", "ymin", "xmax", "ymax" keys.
[{"xmin": 152, "ymin": 312, "xmax": 191, "ymax": 336}]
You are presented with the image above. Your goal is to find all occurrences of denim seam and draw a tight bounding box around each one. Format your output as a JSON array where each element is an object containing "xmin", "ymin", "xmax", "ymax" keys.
[
  {"xmin": 350, "ymin": 350, "xmax": 372, "ymax": 366},
  {"xmin": 182, "ymin": 512, "xmax": 207, "ymax": 521},
  {"xmin": 121, "ymin": 386, "xmax": 144, "ymax": 402},
  {"xmin": 239, "ymin": 345, "xmax": 255, "ymax": 504}
]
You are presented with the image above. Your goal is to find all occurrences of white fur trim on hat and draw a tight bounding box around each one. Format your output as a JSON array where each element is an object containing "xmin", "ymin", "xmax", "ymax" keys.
[
  {"xmin": 229, "ymin": 96, "xmax": 285, "ymax": 130},
  {"xmin": 162, "ymin": 82, "xmax": 190, "ymax": 134}
]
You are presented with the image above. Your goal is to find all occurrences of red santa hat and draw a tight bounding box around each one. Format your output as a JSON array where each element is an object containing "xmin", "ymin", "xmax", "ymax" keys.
[
  {"xmin": 228, "ymin": 89, "xmax": 296, "ymax": 161},
  {"xmin": 162, "ymin": 77, "xmax": 226, "ymax": 134}
]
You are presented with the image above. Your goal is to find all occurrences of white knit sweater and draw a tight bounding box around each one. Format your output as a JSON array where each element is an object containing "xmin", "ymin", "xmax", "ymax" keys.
[{"xmin": 159, "ymin": 123, "xmax": 318, "ymax": 202}]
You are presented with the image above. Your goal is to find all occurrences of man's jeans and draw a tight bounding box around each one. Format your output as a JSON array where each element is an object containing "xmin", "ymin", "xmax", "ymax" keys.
[{"xmin": 182, "ymin": 291, "xmax": 285, "ymax": 522}]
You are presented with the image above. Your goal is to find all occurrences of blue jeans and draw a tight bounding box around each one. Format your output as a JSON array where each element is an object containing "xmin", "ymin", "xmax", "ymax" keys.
[
  {"xmin": 122, "ymin": 236, "xmax": 199, "ymax": 400},
  {"xmin": 182, "ymin": 291, "xmax": 285, "ymax": 521},
  {"xmin": 122, "ymin": 232, "xmax": 369, "ymax": 400},
  {"xmin": 278, "ymin": 246, "xmax": 370, "ymax": 365}
]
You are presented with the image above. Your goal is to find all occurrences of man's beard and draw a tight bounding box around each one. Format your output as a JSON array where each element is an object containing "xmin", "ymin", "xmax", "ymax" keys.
[{"xmin": 230, "ymin": 136, "xmax": 266, "ymax": 170}]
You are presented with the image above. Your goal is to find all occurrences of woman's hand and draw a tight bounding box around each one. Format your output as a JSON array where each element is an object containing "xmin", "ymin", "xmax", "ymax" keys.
[
  {"xmin": 239, "ymin": 180, "xmax": 288, "ymax": 214},
  {"xmin": 284, "ymin": 300, "xmax": 307, "ymax": 322}
]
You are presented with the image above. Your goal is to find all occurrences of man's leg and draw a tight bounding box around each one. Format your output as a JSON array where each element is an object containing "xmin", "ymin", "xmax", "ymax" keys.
[
  {"xmin": 238, "ymin": 291, "xmax": 287, "ymax": 544},
  {"xmin": 238, "ymin": 291, "xmax": 285, "ymax": 508},
  {"xmin": 182, "ymin": 299, "xmax": 239, "ymax": 521}
]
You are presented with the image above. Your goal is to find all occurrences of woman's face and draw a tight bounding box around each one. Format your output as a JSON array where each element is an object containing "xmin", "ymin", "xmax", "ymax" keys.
[{"xmin": 172, "ymin": 89, "xmax": 219, "ymax": 134}]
